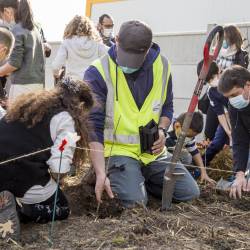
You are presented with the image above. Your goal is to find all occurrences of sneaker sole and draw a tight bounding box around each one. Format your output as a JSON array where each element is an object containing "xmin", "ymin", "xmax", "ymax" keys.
[{"xmin": 0, "ymin": 191, "xmax": 20, "ymax": 241}]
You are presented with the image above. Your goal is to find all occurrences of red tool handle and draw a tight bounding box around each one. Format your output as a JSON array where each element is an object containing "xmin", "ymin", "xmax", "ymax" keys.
[
  {"xmin": 188, "ymin": 25, "xmax": 224, "ymax": 113},
  {"xmin": 162, "ymin": 25, "xmax": 224, "ymax": 210}
]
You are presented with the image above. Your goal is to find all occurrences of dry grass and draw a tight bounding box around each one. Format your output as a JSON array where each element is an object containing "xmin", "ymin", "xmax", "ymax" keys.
[{"xmin": 2, "ymin": 151, "xmax": 250, "ymax": 250}]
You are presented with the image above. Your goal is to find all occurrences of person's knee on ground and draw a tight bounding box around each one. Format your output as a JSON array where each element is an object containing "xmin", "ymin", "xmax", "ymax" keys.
[
  {"xmin": 143, "ymin": 154, "xmax": 200, "ymax": 203},
  {"xmin": 18, "ymin": 189, "xmax": 70, "ymax": 224},
  {"xmin": 172, "ymin": 163, "xmax": 200, "ymax": 202},
  {"xmin": 119, "ymin": 187, "xmax": 148, "ymax": 208},
  {"xmin": 107, "ymin": 156, "xmax": 148, "ymax": 208}
]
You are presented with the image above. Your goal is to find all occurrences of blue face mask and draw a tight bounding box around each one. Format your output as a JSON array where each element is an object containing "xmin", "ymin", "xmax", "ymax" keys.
[
  {"xmin": 119, "ymin": 66, "xmax": 139, "ymax": 74},
  {"xmin": 229, "ymin": 94, "xmax": 250, "ymax": 109},
  {"xmin": 222, "ymin": 40, "xmax": 229, "ymax": 49}
]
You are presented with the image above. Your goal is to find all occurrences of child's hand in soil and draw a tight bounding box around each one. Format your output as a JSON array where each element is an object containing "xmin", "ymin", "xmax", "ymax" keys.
[{"xmin": 200, "ymin": 172, "xmax": 216, "ymax": 186}]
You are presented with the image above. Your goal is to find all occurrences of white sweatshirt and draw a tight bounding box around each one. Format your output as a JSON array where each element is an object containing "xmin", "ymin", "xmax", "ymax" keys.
[
  {"xmin": 19, "ymin": 111, "xmax": 77, "ymax": 204},
  {"xmin": 52, "ymin": 36, "xmax": 108, "ymax": 80}
]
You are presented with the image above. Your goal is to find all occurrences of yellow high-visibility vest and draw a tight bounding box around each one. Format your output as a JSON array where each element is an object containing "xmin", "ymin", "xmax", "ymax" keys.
[{"xmin": 92, "ymin": 53, "xmax": 171, "ymax": 164}]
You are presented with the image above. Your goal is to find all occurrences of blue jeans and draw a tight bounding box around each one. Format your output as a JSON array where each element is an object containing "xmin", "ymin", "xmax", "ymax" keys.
[
  {"xmin": 106, "ymin": 152, "xmax": 200, "ymax": 207},
  {"xmin": 202, "ymin": 125, "xmax": 229, "ymax": 166}
]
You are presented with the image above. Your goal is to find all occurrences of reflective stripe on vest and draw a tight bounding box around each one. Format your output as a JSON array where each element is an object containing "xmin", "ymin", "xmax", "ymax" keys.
[{"xmin": 92, "ymin": 53, "xmax": 171, "ymax": 164}]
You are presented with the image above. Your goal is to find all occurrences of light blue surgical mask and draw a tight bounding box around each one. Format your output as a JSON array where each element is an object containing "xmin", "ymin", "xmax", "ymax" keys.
[
  {"xmin": 222, "ymin": 40, "xmax": 229, "ymax": 49},
  {"xmin": 229, "ymin": 94, "xmax": 250, "ymax": 109},
  {"xmin": 119, "ymin": 66, "xmax": 139, "ymax": 74}
]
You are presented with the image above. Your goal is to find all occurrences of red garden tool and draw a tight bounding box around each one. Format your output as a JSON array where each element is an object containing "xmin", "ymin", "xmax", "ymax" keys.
[{"xmin": 162, "ymin": 25, "xmax": 224, "ymax": 210}]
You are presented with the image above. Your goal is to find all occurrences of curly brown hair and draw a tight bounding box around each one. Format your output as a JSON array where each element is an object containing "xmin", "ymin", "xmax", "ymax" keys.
[
  {"xmin": 63, "ymin": 15, "xmax": 101, "ymax": 41},
  {"xmin": 6, "ymin": 79, "xmax": 94, "ymax": 168}
]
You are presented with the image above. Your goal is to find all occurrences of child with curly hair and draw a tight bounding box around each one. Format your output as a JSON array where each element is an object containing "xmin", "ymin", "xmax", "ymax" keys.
[
  {"xmin": 0, "ymin": 78, "xmax": 94, "ymax": 241},
  {"xmin": 52, "ymin": 15, "xmax": 108, "ymax": 81}
]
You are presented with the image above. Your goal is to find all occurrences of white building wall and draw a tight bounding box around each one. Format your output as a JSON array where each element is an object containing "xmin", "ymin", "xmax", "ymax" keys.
[
  {"xmin": 91, "ymin": 0, "xmax": 250, "ymax": 34},
  {"xmin": 90, "ymin": 0, "xmax": 250, "ymax": 114},
  {"xmin": 153, "ymin": 31, "xmax": 205, "ymax": 115},
  {"xmin": 46, "ymin": 24, "xmax": 250, "ymax": 114},
  {"xmin": 46, "ymin": 1, "xmax": 250, "ymax": 116}
]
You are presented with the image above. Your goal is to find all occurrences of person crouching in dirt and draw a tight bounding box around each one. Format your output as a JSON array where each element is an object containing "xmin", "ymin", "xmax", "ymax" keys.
[
  {"xmin": 84, "ymin": 20, "xmax": 200, "ymax": 208},
  {"xmin": 0, "ymin": 78, "xmax": 93, "ymax": 241},
  {"xmin": 166, "ymin": 111, "xmax": 216, "ymax": 185},
  {"xmin": 197, "ymin": 60, "xmax": 232, "ymax": 166},
  {"xmin": 218, "ymin": 66, "xmax": 250, "ymax": 199}
]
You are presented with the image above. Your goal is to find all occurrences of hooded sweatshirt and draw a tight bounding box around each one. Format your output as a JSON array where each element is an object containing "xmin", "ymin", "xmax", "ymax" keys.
[
  {"xmin": 52, "ymin": 36, "xmax": 108, "ymax": 80},
  {"xmin": 84, "ymin": 43, "xmax": 173, "ymax": 144},
  {"xmin": 217, "ymin": 46, "xmax": 249, "ymax": 71}
]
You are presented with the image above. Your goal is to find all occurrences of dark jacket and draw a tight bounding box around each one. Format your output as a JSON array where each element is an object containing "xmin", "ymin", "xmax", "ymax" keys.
[
  {"xmin": 207, "ymin": 87, "xmax": 228, "ymax": 116},
  {"xmin": 0, "ymin": 115, "xmax": 54, "ymax": 197},
  {"xmin": 234, "ymin": 49, "xmax": 249, "ymax": 69},
  {"xmin": 84, "ymin": 43, "xmax": 173, "ymax": 144},
  {"xmin": 8, "ymin": 23, "xmax": 45, "ymax": 85},
  {"xmin": 229, "ymin": 104, "xmax": 250, "ymax": 173}
]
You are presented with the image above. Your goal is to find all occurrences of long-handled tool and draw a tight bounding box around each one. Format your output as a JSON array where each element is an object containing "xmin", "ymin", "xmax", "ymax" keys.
[{"xmin": 161, "ymin": 25, "xmax": 224, "ymax": 211}]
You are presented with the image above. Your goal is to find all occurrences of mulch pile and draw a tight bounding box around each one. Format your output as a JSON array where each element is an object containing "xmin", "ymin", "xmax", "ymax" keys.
[{"xmin": 207, "ymin": 147, "xmax": 233, "ymax": 181}]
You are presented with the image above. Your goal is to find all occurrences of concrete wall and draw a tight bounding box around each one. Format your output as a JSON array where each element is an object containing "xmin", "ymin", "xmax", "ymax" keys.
[
  {"xmin": 46, "ymin": 23, "xmax": 250, "ymax": 115},
  {"xmin": 91, "ymin": 0, "xmax": 250, "ymax": 34},
  {"xmin": 89, "ymin": 0, "xmax": 250, "ymax": 115},
  {"xmin": 153, "ymin": 31, "xmax": 206, "ymax": 115}
]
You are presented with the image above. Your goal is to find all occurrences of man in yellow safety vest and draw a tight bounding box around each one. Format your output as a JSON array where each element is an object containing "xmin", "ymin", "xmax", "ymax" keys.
[{"xmin": 84, "ymin": 20, "xmax": 200, "ymax": 207}]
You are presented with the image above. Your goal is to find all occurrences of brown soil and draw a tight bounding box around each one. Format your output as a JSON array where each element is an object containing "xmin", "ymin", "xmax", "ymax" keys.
[{"xmin": 1, "ymin": 163, "xmax": 250, "ymax": 250}]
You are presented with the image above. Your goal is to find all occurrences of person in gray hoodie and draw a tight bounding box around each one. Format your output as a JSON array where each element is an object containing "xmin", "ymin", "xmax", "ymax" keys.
[
  {"xmin": 52, "ymin": 15, "xmax": 108, "ymax": 81},
  {"xmin": 0, "ymin": 0, "xmax": 45, "ymax": 101}
]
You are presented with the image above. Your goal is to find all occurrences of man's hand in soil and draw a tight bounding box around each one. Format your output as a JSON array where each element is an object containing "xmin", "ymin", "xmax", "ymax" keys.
[
  {"xmin": 95, "ymin": 174, "xmax": 114, "ymax": 203},
  {"xmin": 230, "ymin": 171, "xmax": 250, "ymax": 199},
  {"xmin": 200, "ymin": 172, "xmax": 216, "ymax": 186},
  {"xmin": 152, "ymin": 129, "xmax": 166, "ymax": 155}
]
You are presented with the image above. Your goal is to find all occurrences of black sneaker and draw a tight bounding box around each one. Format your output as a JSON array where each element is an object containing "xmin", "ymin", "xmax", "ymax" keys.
[{"xmin": 0, "ymin": 191, "xmax": 20, "ymax": 241}]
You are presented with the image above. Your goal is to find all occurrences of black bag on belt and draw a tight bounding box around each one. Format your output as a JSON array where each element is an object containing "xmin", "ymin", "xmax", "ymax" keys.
[{"xmin": 139, "ymin": 119, "xmax": 159, "ymax": 154}]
